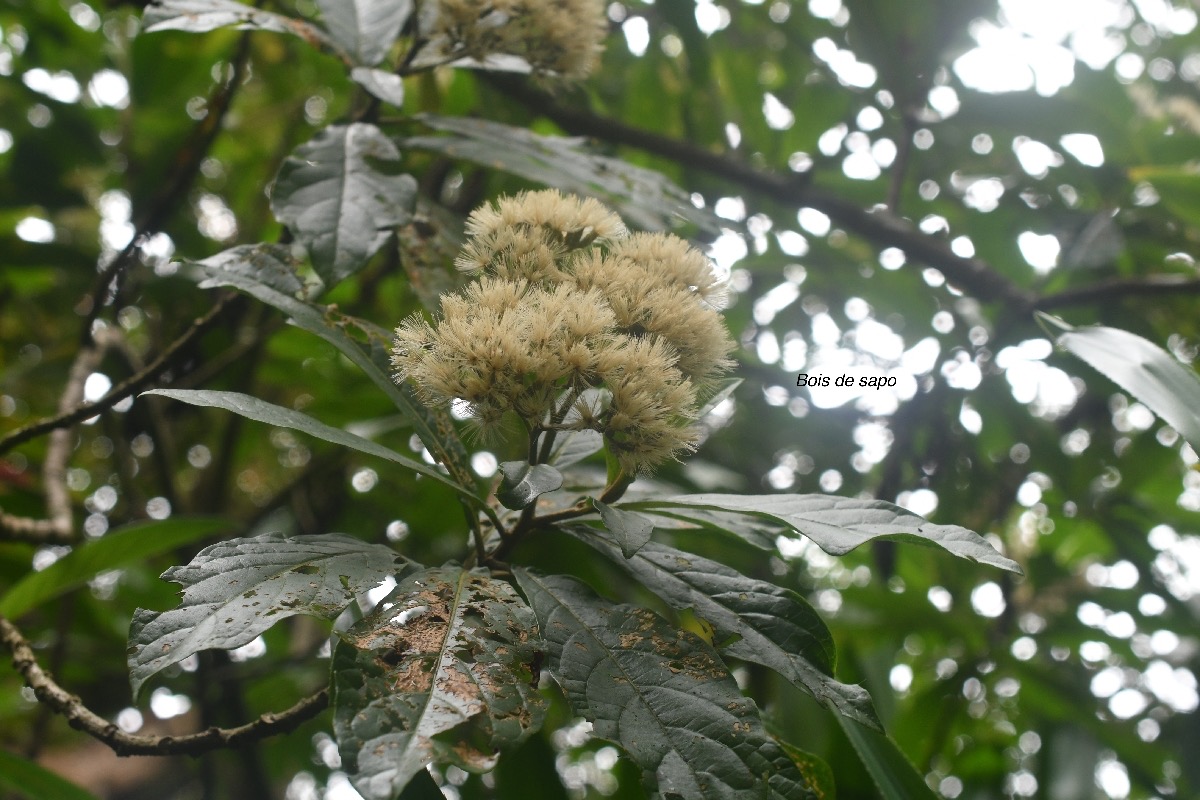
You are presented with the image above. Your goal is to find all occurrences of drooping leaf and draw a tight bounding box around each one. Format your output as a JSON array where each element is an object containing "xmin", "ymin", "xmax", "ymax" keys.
[
  {"xmin": 0, "ymin": 748, "xmax": 100, "ymax": 800},
  {"xmin": 1044, "ymin": 315, "xmax": 1200, "ymax": 454},
  {"xmin": 513, "ymin": 569, "xmax": 819, "ymax": 800},
  {"xmin": 591, "ymin": 501, "xmax": 653, "ymax": 558},
  {"xmin": 404, "ymin": 115, "xmax": 721, "ymax": 234},
  {"xmin": 189, "ymin": 242, "xmax": 305, "ymax": 295},
  {"xmin": 566, "ymin": 525, "xmax": 879, "ymax": 728},
  {"xmin": 270, "ymin": 123, "xmax": 417, "ymax": 287},
  {"xmin": 187, "ymin": 253, "xmax": 480, "ymax": 495},
  {"xmin": 317, "ymin": 0, "xmax": 411, "ymax": 66},
  {"xmin": 628, "ymin": 494, "xmax": 1022, "ymax": 573},
  {"xmin": 0, "ymin": 517, "xmax": 230, "ymax": 619},
  {"xmin": 496, "ymin": 461, "xmax": 563, "ymax": 510},
  {"xmin": 834, "ymin": 714, "xmax": 938, "ymax": 800},
  {"xmin": 143, "ymin": 0, "xmax": 337, "ymax": 53},
  {"xmin": 351, "ymin": 67, "xmax": 407, "ymax": 106},
  {"xmin": 333, "ymin": 566, "xmax": 546, "ymax": 800},
  {"xmin": 128, "ymin": 532, "xmax": 403, "ymax": 697},
  {"xmin": 143, "ymin": 389, "xmax": 479, "ymax": 502}
]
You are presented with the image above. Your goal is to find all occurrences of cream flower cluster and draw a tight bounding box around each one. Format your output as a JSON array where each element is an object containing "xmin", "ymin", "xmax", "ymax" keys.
[
  {"xmin": 393, "ymin": 190, "xmax": 734, "ymax": 473},
  {"xmin": 428, "ymin": 0, "xmax": 607, "ymax": 80}
]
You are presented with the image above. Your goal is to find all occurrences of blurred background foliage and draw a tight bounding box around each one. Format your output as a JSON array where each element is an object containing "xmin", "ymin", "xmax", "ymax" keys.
[{"xmin": 2, "ymin": 0, "xmax": 1200, "ymax": 798}]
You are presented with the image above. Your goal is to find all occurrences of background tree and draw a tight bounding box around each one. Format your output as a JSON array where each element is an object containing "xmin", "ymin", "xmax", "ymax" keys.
[{"xmin": 2, "ymin": 0, "xmax": 1199, "ymax": 798}]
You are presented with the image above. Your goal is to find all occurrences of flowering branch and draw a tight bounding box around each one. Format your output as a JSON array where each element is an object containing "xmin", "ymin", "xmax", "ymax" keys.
[{"xmin": 0, "ymin": 615, "xmax": 328, "ymax": 757}]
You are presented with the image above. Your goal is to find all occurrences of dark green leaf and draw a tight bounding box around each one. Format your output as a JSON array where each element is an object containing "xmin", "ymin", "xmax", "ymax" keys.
[
  {"xmin": 0, "ymin": 517, "xmax": 230, "ymax": 619},
  {"xmin": 190, "ymin": 248, "xmax": 479, "ymax": 495},
  {"xmin": 128, "ymin": 532, "xmax": 402, "ymax": 697},
  {"xmin": 566, "ymin": 525, "xmax": 879, "ymax": 728},
  {"xmin": 0, "ymin": 748, "xmax": 100, "ymax": 800},
  {"xmin": 1045, "ymin": 316, "xmax": 1200, "ymax": 454},
  {"xmin": 405, "ymin": 115, "xmax": 720, "ymax": 234},
  {"xmin": 144, "ymin": 0, "xmax": 336, "ymax": 51},
  {"xmin": 834, "ymin": 714, "xmax": 937, "ymax": 800},
  {"xmin": 270, "ymin": 123, "xmax": 417, "ymax": 287},
  {"xmin": 333, "ymin": 566, "xmax": 546, "ymax": 799},
  {"xmin": 317, "ymin": 0, "xmax": 411, "ymax": 66},
  {"xmin": 543, "ymin": 429, "xmax": 604, "ymax": 469},
  {"xmin": 190, "ymin": 242, "xmax": 305, "ymax": 295},
  {"xmin": 591, "ymin": 501, "xmax": 653, "ymax": 558},
  {"xmin": 629, "ymin": 494, "xmax": 1022, "ymax": 573},
  {"xmin": 143, "ymin": 389, "xmax": 478, "ymax": 501},
  {"xmin": 497, "ymin": 461, "xmax": 563, "ymax": 510},
  {"xmin": 513, "ymin": 569, "xmax": 819, "ymax": 800},
  {"xmin": 772, "ymin": 736, "xmax": 837, "ymax": 800}
]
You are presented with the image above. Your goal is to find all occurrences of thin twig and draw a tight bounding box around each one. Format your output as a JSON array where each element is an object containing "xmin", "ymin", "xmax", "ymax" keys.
[
  {"xmin": 0, "ymin": 293, "xmax": 237, "ymax": 458},
  {"xmin": 1, "ymin": 614, "xmax": 328, "ymax": 758}
]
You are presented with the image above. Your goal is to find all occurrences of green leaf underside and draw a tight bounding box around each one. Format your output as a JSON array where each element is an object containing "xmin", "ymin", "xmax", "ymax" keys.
[
  {"xmin": 513, "ymin": 569, "xmax": 819, "ymax": 800},
  {"xmin": 128, "ymin": 533, "xmax": 400, "ymax": 697},
  {"xmin": 592, "ymin": 501, "xmax": 654, "ymax": 558},
  {"xmin": 629, "ymin": 494, "xmax": 1022, "ymax": 574},
  {"xmin": 834, "ymin": 714, "xmax": 938, "ymax": 800},
  {"xmin": 189, "ymin": 251, "xmax": 479, "ymax": 497},
  {"xmin": 405, "ymin": 115, "xmax": 721, "ymax": 234},
  {"xmin": 1052, "ymin": 321, "xmax": 1200, "ymax": 455},
  {"xmin": 333, "ymin": 567, "xmax": 546, "ymax": 800},
  {"xmin": 270, "ymin": 123, "xmax": 416, "ymax": 287},
  {"xmin": 351, "ymin": 67, "xmax": 407, "ymax": 105},
  {"xmin": 316, "ymin": 0, "xmax": 411, "ymax": 66},
  {"xmin": 497, "ymin": 462, "xmax": 564, "ymax": 509},
  {"xmin": 0, "ymin": 748, "xmax": 102, "ymax": 800},
  {"xmin": 144, "ymin": 389, "xmax": 475, "ymax": 501},
  {"xmin": 0, "ymin": 517, "xmax": 229, "ymax": 619},
  {"xmin": 565, "ymin": 525, "xmax": 879, "ymax": 729},
  {"xmin": 144, "ymin": 0, "xmax": 334, "ymax": 50}
]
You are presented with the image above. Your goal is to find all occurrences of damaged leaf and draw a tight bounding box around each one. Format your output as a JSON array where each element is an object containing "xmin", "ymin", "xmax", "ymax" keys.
[
  {"xmin": 127, "ymin": 533, "xmax": 402, "ymax": 698},
  {"xmin": 513, "ymin": 569, "xmax": 819, "ymax": 800},
  {"xmin": 567, "ymin": 525, "xmax": 879, "ymax": 728},
  {"xmin": 333, "ymin": 566, "xmax": 546, "ymax": 800}
]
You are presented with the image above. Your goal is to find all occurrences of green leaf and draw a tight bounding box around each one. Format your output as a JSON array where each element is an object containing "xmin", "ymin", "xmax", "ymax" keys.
[
  {"xmin": 143, "ymin": 0, "xmax": 336, "ymax": 51},
  {"xmin": 270, "ymin": 123, "xmax": 417, "ymax": 287},
  {"xmin": 834, "ymin": 714, "xmax": 937, "ymax": 800},
  {"xmin": 0, "ymin": 518, "xmax": 229, "ymax": 619},
  {"xmin": 772, "ymin": 736, "xmax": 837, "ymax": 800},
  {"xmin": 497, "ymin": 461, "xmax": 564, "ymax": 509},
  {"xmin": 566, "ymin": 525, "xmax": 879, "ymax": 728},
  {"xmin": 143, "ymin": 389, "xmax": 478, "ymax": 502},
  {"xmin": 591, "ymin": 501, "xmax": 653, "ymax": 558},
  {"xmin": 128, "ymin": 532, "xmax": 402, "ymax": 698},
  {"xmin": 542, "ymin": 429, "xmax": 603, "ymax": 468},
  {"xmin": 0, "ymin": 749, "xmax": 100, "ymax": 800},
  {"xmin": 405, "ymin": 115, "xmax": 721, "ymax": 234},
  {"xmin": 191, "ymin": 242, "xmax": 305, "ymax": 295},
  {"xmin": 189, "ymin": 251, "xmax": 479, "ymax": 495},
  {"xmin": 317, "ymin": 0, "xmax": 411, "ymax": 66},
  {"xmin": 351, "ymin": 67, "xmax": 407, "ymax": 105},
  {"xmin": 1044, "ymin": 316, "xmax": 1200, "ymax": 455},
  {"xmin": 513, "ymin": 569, "xmax": 820, "ymax": 800},
  {"xmin": 333, "ymin": 566, "xmax": 546, "ymax": 800},
  {"xmin": 629, "ymin": 494, "xmax": 1022, "ymax": 574}
]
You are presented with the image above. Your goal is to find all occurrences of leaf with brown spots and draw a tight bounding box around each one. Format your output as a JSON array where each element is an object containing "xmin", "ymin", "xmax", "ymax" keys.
[
  {"xmin": 565, "ymin": 524, "xmax": 879, "ymax": 729},
  {"xmin": 127, "ymin": 533, "xmax": 403, "ymax": 698},
  {"xmin": 513, "ymin": 569, "xmax": 819, "ymax": 800},
  {"xmin": 333, "ymin": 566, "xmax": 546, "ymax": 800}
]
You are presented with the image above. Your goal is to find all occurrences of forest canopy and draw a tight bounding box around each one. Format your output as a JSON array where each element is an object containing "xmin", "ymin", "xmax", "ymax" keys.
[{"xmin": 2, "ymin": 0, "xmax": 1200, "ymax": 799}]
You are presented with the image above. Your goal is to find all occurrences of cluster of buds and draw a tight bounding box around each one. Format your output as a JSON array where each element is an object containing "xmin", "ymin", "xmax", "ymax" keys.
[
  {"xmin": 425, "ymin": 0, "xmax": 607, "ymax": 80},
  {"xmin": 393, "ymin": 190, "xmax": 734, "ymax": 474}
]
